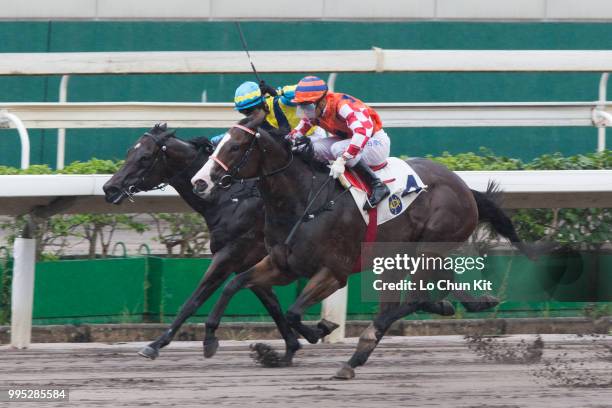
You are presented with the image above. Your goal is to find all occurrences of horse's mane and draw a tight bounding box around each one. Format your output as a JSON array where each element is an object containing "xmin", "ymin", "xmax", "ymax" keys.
[
  {"xmin": 258, "ymin": 127, "xmax": 329, "ymax": 174},
  {"xmin": 187, "ymin": 136, "xmax": 214, "ymax": 152},
  {"xmin": 241, "ymin": 113, "xmax": 329, "ymax": 174}
]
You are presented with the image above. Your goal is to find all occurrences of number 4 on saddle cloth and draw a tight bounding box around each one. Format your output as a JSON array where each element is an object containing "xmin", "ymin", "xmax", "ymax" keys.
[{"xmin": 339, "ymin": 157, "xmax": 427, "ymax": 226}]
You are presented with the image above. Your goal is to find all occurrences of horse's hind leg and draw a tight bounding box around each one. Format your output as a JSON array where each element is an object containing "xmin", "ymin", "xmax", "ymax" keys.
[
  {"xmin": 334, "ymin": 301, "xmax": 420, "ymax": 380},
  {"xmin": 410, "ymin": 253, "xmax": 456, "ymax": 317},
  {"xmin": 452, "ymin": 289, "xmax": 499, "ymax": 313},
  {"xmin": 203, "ymin": 256, "xmax": 295, "ymax": 358},
  {"xmin": 285, "ymin": 267, "xmax": 342, "ymax": 344},
  {"xmin": 138, "ymin": 249, "xmax": 234, "ymax": 359}
]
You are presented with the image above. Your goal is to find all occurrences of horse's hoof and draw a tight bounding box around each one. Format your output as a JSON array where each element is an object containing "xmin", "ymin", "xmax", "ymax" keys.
[
  {"xmin": 464, "ymin": 295, "xmax": 499, "ymax": 313},
  {"xmin": 203, "ymin": 337, "xmax": 219, "ymax": 358},
  {"xmin": 439, "ymin": 300, "xmax": 456, "ymax": 316},
  {"xmin": 420, "ymin": 300, "xmax": 455, "ymax": 316},
  {"xmin": 250, "ymin": 343, "xmax": 290, "ymax": 367},
  {"xmin": 138, "ymin": 345, "xmax": 159, "ymax": 360},
  {"xmin": 318, "ymin": 319, "xmax": 340, "ymax": 336},
  {"xmin": 333, "ymin": 363, "xmax": 355, "ymax": 380}
]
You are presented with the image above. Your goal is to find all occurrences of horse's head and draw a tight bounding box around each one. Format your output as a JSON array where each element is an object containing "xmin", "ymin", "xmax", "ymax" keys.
[
  {"xmin": 103, "ymin": 123, "xmax": 190, "ymax": 204},
  {"xmin": 191, "ymin": 110, "xmax": 289, "ymax": 198}
]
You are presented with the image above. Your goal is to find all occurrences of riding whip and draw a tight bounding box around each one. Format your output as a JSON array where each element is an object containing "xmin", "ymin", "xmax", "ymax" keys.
[{"xmin": 235, "ymin": 22, "xmax": 263, "ymax": 83}]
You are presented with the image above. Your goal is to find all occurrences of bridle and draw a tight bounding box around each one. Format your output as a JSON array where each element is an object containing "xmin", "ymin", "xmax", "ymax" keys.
[
  {"xmin": 124, "ymin": 129, "xmax": 210, "ymax": 201},
  {"xmin": 211, "ymin": 124, "xmax": 293, "ymax": 189}
]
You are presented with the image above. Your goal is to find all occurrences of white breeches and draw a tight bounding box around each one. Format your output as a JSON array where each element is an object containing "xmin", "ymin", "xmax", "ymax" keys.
[{"xmin": 312, "ymin": 129, "xmax": 390, "ymax": 167}]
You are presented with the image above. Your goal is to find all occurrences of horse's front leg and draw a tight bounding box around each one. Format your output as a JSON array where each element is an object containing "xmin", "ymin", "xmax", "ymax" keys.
[
  {"xmin": 203, "ymin": 256, "xmax": 295, "ymax": 358},
  {"xmin": 249, "ymin": 286, "xmax": 301, "ymax": 367},
  {"xmin": 138, "ymin": 249, "xmax": 235, "ymax": 359}
]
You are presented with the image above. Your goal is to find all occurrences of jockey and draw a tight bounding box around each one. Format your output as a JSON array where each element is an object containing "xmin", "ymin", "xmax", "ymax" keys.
[
  {"xmin": 232, "ymin": 80, "xmax": 318, "ymax": 137},
  {"xmin": 210, "ymin": 80, "xmax": 301, "ymax": 146},
  {"xmin": 288, "ymin": 76, "xmax": 390, "ymax": 210}
]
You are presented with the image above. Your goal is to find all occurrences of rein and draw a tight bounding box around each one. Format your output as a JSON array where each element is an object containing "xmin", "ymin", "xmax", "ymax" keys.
[
  {"xmin": 212, "ymin": 124, "xmax": 293, "ymax": 189},
  {"xmin": 283, "ymin": 168, "xmax": 351, "ymax": 246}
]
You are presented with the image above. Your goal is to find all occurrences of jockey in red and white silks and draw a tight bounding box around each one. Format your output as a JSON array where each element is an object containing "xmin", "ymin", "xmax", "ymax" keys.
[{"xmin": 288, "ymin": 76, "xmax": 390, "ymax": 210}]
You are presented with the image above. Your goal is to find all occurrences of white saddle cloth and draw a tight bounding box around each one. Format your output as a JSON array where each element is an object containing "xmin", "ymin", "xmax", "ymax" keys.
[{"xmin": 339, "ymin": 157, "xmax": 427, "ymax": 225}]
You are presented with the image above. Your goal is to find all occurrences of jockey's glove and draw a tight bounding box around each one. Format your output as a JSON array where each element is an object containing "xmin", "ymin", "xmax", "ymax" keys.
[
  {"xmin": 259, "ymin": 80, "xmax": 278, "ymax": 97},
  {"xmin": 285, "ymin": 130, "xmax": 298, "ymax": 143},
  {"xmin": 329, "ymin": 156, "xmax": 347, "ymax": 179},
  {"xmin": 293, "ymin": 135, "xmax": 309, "ymax": 146}
]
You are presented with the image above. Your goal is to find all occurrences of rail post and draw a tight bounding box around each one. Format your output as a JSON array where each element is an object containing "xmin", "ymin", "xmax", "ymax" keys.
[
  {"xmin": 56, "ymin": 75, "xmax": 70, "ymax": 170},
  {"xmin": 10, "ymin": 216, "xmax": 37, "ymax": 348},
  {"xmin": 0, "ymin": 111, "xmax": 30, "ymax": 169}
]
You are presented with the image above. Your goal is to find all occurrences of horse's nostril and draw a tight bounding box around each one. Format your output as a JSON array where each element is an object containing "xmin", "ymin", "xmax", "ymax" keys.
[
  {"xmin": 103, "ymin": 185, "xmax": 124, "ymax": 204},
  {"xmin": 193, "ymin": 180, "xmax": 208, "ymax": 195},
  {"xmin": 104, "ymin": 185, "xmax": 118, "ymax": 196}
]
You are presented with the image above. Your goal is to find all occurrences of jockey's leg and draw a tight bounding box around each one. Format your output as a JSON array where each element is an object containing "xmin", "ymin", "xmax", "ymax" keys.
[
  {"xmin": 311, "ymin": 136, "xmax": 341, "ymax": 163},
  {"xmin": 352, "ymin": 161, "xmax": 391, "ymax": 210},
  {"xmin": 309, "ymin": 126, "xmax": 329, "ymax": 142},
  {"xmin": 331, "ymin": 130, "xmax": 391, "ymax": 209}
]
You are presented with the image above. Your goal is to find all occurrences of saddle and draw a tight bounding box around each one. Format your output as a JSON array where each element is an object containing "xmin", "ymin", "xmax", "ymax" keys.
[{"xmin": 339, "ymin": 157, "xmax": 427, "ymax": 225}]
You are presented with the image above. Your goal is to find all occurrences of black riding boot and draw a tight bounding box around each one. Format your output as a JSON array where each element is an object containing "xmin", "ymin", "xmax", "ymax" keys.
[{"xmin": 352, "ymin": 160, "xmax": 390, "ymax": 210}]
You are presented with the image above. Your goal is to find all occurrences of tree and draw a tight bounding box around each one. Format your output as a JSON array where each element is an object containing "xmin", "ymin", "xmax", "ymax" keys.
[{"xmin": 149, "ymin": 213, "xmax": 210, "ymax": 257}]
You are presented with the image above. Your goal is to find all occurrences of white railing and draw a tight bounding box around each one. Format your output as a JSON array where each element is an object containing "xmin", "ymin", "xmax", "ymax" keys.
[
  {"xmin": 0, "ymin": 101, "xmax": 610, "ymax": 129},
  {"xmin": 3, "ymin": 0, "xmax": 611, "ymax": 22},
  {"xmin": 2, "ymin": 171, "xmax": 611, "ymax": 215},
  {"xmin": 0, "ymin": 111, "xmax": 30, "ymax": 169},
  {"xmin": 2, "ymin": 50, "xmax": 612, "ymax": 75}
]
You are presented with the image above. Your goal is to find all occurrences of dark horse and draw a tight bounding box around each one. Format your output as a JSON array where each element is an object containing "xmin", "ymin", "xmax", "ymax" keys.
[
  {"xmin": 193, "ymin": 110, "xmax": 533, "ymax": 379},
  {"xmin": 103, "ymin": 124, "xmax": 305, "ymax": 364}
]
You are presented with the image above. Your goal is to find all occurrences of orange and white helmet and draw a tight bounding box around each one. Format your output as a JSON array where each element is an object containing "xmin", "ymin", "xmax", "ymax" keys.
[{"xmin": 291, "ymin": 76, "xmax": 328, "ymax": 104}]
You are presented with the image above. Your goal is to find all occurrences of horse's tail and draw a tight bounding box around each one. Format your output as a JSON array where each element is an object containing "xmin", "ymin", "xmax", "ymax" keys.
[{"xmin": 471, "ymin": 181, "xmax": 536, "ymax": 260}]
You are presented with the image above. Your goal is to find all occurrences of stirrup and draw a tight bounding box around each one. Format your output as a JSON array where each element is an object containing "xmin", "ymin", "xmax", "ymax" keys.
[{"xmin": 363, "ymin": 184, "xmax": 390, "ymax": 210}]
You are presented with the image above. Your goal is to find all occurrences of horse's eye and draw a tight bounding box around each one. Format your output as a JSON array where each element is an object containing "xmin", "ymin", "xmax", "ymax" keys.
[{"xmin": 230, "ymin": 145, "xmax": 240, "ymax": 152}]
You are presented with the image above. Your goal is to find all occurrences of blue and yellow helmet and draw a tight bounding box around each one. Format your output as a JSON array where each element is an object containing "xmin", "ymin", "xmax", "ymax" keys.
[{"xmin": 234, "ymin": 81, "xmax": 264, "ymax": 111}]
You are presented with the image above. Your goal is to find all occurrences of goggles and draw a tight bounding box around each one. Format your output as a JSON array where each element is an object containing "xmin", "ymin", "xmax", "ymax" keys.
[{"xmin": 296, "ymin": 103, "xmax": 317, "ymax": 120}]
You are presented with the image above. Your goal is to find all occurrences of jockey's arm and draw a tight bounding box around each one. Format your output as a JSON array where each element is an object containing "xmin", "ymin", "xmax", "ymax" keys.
[
  {"xmin": 337, "ymin": 103, "xmax": 375, "ymax": 161},
  {"xmin": 288, "ymin": 118, "xmax": 314, "ymax": 141}
]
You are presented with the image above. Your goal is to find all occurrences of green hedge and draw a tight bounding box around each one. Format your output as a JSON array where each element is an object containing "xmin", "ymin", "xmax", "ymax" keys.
[
  {"xmin": 0, "ymin": 158, "xmax": 121, "ymax": 175},
  {"xmin": 425, "ymin": 149, "xmax": 612, "ymax": 248},
  {"xmin": 0, "ymin": 149, "xmax": 609, "ymax": 175},
  {"xmin": 426, "ymin": 148, "xmax": 612, "ymax": 171}
]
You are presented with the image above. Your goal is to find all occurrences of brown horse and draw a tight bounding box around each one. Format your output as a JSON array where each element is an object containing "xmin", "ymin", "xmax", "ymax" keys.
[
  {"xmin": 102, "ymin": 124, "xmax": 303, "ymax": 365},
  {"xmin": 193, "ymin": 111, "xmax": 532, "ymax": 378}
]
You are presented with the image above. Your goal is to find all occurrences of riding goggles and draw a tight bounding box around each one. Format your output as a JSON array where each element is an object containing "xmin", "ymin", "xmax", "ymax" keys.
[{"xmin": 296, "ymin": 103, "xmax": 317, "ymax": 120}]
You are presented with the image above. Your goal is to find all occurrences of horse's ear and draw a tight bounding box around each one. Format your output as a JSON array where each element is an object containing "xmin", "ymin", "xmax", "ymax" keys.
[
  {"xmin": 160, "ymin": 123, "xmax": 168, "ymax": 130},
  {"xmin": 205, "ymin": 140, "xmax": 215, "ymax": 154}
]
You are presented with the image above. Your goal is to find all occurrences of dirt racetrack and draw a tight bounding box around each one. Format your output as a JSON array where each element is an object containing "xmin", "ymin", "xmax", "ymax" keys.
[{"xmin": 1, "ymin": 334, "xmax": 611, "ymax": 407}]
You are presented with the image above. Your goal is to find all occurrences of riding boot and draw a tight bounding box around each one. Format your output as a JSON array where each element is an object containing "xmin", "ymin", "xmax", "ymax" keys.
[{"xmin": 351, "ymin": 160, "xmax": 390, "ymax": 210}]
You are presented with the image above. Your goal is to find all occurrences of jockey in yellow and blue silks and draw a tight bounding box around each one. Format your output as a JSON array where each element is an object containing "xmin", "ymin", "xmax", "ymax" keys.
[{"xmin": 211, "ymin": 81, "xmax": 316, "ymax": 145}]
